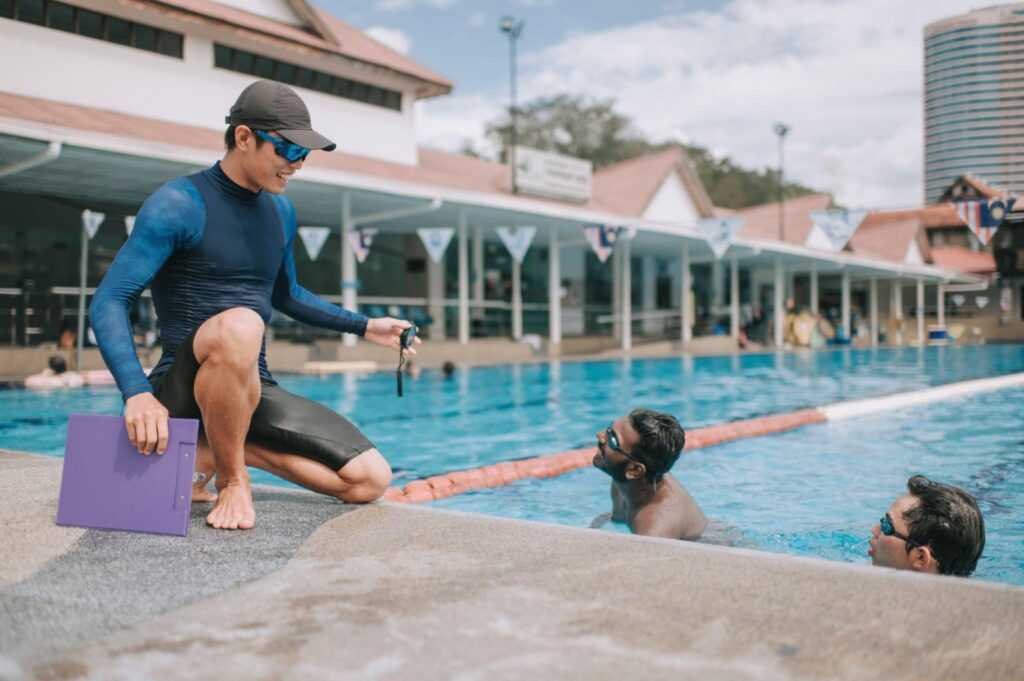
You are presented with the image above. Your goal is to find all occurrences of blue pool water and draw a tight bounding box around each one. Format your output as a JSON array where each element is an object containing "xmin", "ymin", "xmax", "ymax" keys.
[{"xmin": 1, "ymin": 344, "xmax": 1021, "ymax": 583}]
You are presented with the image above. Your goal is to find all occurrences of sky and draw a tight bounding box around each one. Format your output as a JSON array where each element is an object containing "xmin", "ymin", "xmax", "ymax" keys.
[{"xmin": 320, "ymin": 0, "xmax": 990, "ymax": 210}]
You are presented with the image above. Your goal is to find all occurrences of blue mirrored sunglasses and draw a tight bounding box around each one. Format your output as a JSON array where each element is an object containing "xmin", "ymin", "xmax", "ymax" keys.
[
  {"xmin": 254, "ymin": 130, "xmax": 310, "ymax": 163},
  {"xmin": 880, "ymin": 513, "xmax": 919, "ymax": 548}
]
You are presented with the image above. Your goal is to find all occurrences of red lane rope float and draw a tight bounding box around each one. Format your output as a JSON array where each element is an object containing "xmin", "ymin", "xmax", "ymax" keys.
[{"xmin": 383, "ymin": 408, "xmax": 826, "ymax": 504}]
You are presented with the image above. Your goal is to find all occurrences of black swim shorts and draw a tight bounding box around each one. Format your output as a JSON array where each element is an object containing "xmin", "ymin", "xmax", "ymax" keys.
[{"xmin": 148, "ymin": 329, "xmax": 374, "ymax": 471}]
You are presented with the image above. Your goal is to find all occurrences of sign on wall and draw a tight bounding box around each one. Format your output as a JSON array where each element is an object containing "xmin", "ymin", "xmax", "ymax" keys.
[
  {"xmin": 495, "ymin": 226, "xmax": 537, "ymax": 264},
  {"xmin": 809, "ymin": 209, "xmax": 867, "ymax": 252},
  {"xmin": 697, "ymin": 217, "xmax": 744, "ymax": 259},
  {"xmin": 582, "ymin": 224, "xmax": 624, "ymax": 263},
  {"xmin": 417, "ymin": 227, "xmax": 455, "ymax": 263},
  {"xmin": 514, "ymin": 146, "xmax": 593, "ymax": 203}
]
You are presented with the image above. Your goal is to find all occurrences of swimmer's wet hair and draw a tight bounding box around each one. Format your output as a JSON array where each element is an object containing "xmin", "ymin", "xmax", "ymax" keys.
[
  {"xmin": 903, "ymin": 475, "xmax": 985, "ymax": 577},
  {"xmin": 628, "ymin": 408, "xmax": 685, "ymax": 480}
]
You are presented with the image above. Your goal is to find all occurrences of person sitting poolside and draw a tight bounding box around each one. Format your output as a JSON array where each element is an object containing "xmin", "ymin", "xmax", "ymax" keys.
[
  {"xmin": 869, "ymin": 475, "xmax": 985, "ymax": 577},
  {"xmin": 592, "ymin": 409, "xmax": 707, "ymax": 540},
  {"xmin": 24, "ymin": 356, "xmax": 84, "ymax": 390}
]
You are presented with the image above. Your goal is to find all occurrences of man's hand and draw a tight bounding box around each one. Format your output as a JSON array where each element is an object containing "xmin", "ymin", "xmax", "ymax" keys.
[
  {"xmin": 364, "ymin": 317, "xmax": 420, "ymax": 356},
  {"xmin": 124, "ymin": 392, "xmax": 169, "ymax": 455}
]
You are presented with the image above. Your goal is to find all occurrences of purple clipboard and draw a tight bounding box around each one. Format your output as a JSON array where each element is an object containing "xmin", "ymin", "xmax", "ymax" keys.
[{"xmin": 56, "ymin": 414, "xmax": 200, "ymax": 536}]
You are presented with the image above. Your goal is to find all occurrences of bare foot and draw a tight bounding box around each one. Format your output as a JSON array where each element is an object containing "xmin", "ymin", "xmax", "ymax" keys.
[{"xmin": 206, "ymin": 482, "xmax": 256, "ymax": 530}]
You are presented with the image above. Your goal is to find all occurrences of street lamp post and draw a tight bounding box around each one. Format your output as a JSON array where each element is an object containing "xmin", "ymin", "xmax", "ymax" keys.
[
  {"xmin": 500, "ymin": 16, "xmax": 524, "ymax": 194},
  {"xmin": 774, "ymin": 122, "xmax": 789, "ymax": 242}
]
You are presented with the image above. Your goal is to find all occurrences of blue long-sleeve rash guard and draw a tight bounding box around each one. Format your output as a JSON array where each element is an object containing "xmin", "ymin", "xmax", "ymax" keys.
[{"xmin": 89, "ymin": 163, "xmax": 369, "ymax": 402}]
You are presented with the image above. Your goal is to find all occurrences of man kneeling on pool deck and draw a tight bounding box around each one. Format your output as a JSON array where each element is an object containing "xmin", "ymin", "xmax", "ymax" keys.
[
  {"xmin": 869, "ymin": 475, "xmax": 985, "ymax": 577},
  {"xmin": 89, "ymin": 80, "xmax": 418, "ymax": 530},
  {"xmin": 593, "ymin": 409, "xmax": 707, "ymax": 540}
]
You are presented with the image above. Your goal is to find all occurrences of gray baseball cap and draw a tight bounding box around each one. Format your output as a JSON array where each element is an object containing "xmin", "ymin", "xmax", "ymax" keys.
[{"xmin": 225, "ymin": 80, "xmax": 336, "ymax": 151}]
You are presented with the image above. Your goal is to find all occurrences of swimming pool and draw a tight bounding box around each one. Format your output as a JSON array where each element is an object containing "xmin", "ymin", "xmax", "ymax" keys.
[{"xmin": 1, "ymin": 344, "xmax": 1021, "ymax": 583}]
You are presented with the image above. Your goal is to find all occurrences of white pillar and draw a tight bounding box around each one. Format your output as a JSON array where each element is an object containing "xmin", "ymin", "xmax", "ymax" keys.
[
  {"xmin": 841, "ymin": 270, "xmax": 851, "ymax": 341},
  {"xmin": 622, "ymin": 239, "xmax": 632, "ymax": 351},
  {"xmin": 427, "ymin": 256, "xmax": 446, "ymax": 340},
  {"xmin": 869, "ymin": 277, "xmax": 878, "ymax": 347},
  {"xmin": 472, "ymin": 226, "xmax": 485, "ymax": 319},
  {"xmin": 340, "ymin": 190, "xmax": 357, "ymax": 348},
  {"xmin": 730, "ymin": 255, "xmax": 740, "ymax": 341},
  {"xmin": 711, "ymin": 259, "xmax": 724, "ymax": 313},
  {"xmin": 612, "ymin": 246, "xmax": 622, "ymax": 339},
  {"xmin": 810, "ymin": 265, "xmax": 819, "ymax": 316},
  {"xmin": 641, "ymin": 255, "xmax": 658, "ymax": 335},
  {"xmin": 892, "ymin": 279, "xmax": 904, "ymax": 346},
  {"xmin": 937, "ymin": 282, "xmax": 945, "ymax": 327},
  {"xmin": 773, "ymin": 256, "xmax": 784, "ymax": 348},
  {"xmin": 548, "ymin": 227, "xmax": 561, "ymax": 345},
  {"xmin": 457, "ymin": 209, "xmax": 469, "ymax": 345},
  {"xmin": 916, "ymin": 279, "xmax": 925, "ymax": 347},
  {"xmin": 681, "ymin": 243, "xmax": 692, "ymax": 343},
  {"xmin": 511, "ymin": 259, "xmax": 523, "ymax": 340}
]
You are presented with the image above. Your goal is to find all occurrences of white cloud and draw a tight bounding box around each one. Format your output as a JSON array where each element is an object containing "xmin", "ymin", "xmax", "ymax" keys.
[
  {"xmin": 374, "ymin": 0, "xmax": 457, "ymax": 11},
  {"xmin": 416, "ymin": 96, "xmax": 503, "ymax": 159},
  {"xmin": 365, "ymin": 26, "xmax": 412, "ymax": 55},
  {"xmin": 467, "ymin": 10, "xmax": 486, "ymax": 27},
  {"xmin": 417, "ymin": 0, "xmax": 983, "ymax": 209}
]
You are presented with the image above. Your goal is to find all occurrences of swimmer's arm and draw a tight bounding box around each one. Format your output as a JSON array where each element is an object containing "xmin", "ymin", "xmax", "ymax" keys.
[
  {"xmin": 270, "ymin": 197, "xmax": 369, "ymax": 336},
  {"xmin": 89, "ymin": 179, "xmax": 203, "ymax": 401}
]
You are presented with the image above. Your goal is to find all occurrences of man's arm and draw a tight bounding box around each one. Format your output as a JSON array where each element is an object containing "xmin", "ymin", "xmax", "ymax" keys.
[
  {"xmin": 88, "ymin": 179, "xmax": 203, "ymax": 452},
  {"xmin": 270, "ymin": 196, "xmax": 369, "ymax": 336}
]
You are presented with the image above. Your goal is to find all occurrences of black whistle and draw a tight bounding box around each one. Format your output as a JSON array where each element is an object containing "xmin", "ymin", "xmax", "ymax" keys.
[{"xmin": 397, "ymin": 368, "xmax": 404, "ymax": 397}]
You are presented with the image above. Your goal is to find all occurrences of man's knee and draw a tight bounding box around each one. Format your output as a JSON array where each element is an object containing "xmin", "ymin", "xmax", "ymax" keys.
[
  {"xmin": 196, "ymin": 308, "xmax": 264, "ymax": 367},
  {"xmin": 336, "ymin": 449, "xmax": 392, "ymax": 503}
]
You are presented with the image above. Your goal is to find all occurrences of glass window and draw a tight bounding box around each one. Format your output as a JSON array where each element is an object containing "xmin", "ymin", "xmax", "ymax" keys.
[
  {"xmin": 235, "ymin": 50, "xmax": 254, "ymax": 74},
  {"xmin": 47, "ymin": 1, "xmax": 75, "ymax": 32},
  {"xmin": 0, "ymin": 0, "xmax": 13, "ymax": 19},
  {"xmin": 296, "ymin": 68, "xmax": 314, "ymax": 88},
  {"xmin": 314, "ymin": 72, "xmax": 332, "ymax": 94},
  {"xmin": 134, "ymin": 24, "xmax": 157, "ymax": 52},
  {"xmin": 276, "ymin": 62, "xmax": 294, "ymax": 83},
  {"xmin": 351, "ymin": 82, "xmax": 367, "ymax": 102},
  {"xmin": 107, "ymin": 17, "xmax": 132, "ymax": 46},
  {"xmin": 369, "ymin": 87, "xmax": 384, "ymax": 106},
  {"xmin": 16, "ymin": 0, "xmax": 44, "ymax": 25},
  {"xmin": 385, "ymin": 91, "xmax": 401, "ymax": 111},
  {"xmin": 332, "ymin": 78, "xmax": 350, "ymax": 97},
  {"xmin": 214, "ymin": 44, "xmax": 232, "ymax": 68},
  {"xmin": 77, "ymin": 8, "xmax": 103, "ymax": 38},
  {"xmin": 157, "ymin": 30, "xmax": 182, "ymax": 58},
  {"xmin": 254, "ymin": 56, "xmax": 274, "ymax": 78}
]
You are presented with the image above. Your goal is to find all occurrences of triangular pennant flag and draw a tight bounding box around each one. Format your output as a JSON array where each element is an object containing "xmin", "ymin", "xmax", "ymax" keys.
[
  {"xmin": 582, "ymin": 224, "xmax": 624, "ymax": 263},
  {"xmin": 417, "ymin": 227, "xmax": 455, "ymax": 263},
  {"xmin": 951, "ymin": 294, "xmax": 965, "ymax": 307},
  {"xmin": 298, "ymin": 226, "xmax": 331, "ymax": 262},
  {"xmin": 81, "ymin": 210, "xmax": 105, "ymax": 240},
  {"xmin": 348, "ymin": 227, "xmax": 378, "ymax": 264},
  {"xmin": 809, "ymin": 209, "xmax": 866, "ymax": 253},
  {"xmin": 697, "ymin": 217, "xmax": 745, "ymax": 259},
  {"xmin": 952, "ymin": 198, "xmax": 1016, "ymax": 246},
  {"xmin": 495, "ymin": 226, "xmax": 537, "ymax": 264},
  {"xmin": 975, "ymin": 296, "xmax": 989, "ymax": 309},
  {"xmin": 124, "ymin": 216, "xmax": 136, "ymax": 237}
]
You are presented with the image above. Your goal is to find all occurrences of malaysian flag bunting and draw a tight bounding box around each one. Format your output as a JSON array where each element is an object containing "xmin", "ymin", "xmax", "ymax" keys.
[
  {"xmin": 951, "ymin": 198, "xmax": 1017, "ymax": 246},
  {"xmin": 582, "ymin": 224, "xmax": 625, "ymax": 263}
]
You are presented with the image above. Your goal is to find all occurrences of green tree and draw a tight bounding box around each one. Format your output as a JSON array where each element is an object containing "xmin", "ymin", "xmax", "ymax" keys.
[{"xmin": 484, "ymin": 94, "xmax": 816, "ymax": 209}]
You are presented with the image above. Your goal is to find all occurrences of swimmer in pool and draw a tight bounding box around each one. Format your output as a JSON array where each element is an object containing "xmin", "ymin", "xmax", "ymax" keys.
[
  {"xmin": 592, "ymin": 409, "xmax": 707, "ymax": 540},
  {"xmin": 89, "ymin": 81, "xmax": 418, "ymax": 530},
  {"xmin": 868, "ymin": 475, "xmax": 985, "ymax": 577}
]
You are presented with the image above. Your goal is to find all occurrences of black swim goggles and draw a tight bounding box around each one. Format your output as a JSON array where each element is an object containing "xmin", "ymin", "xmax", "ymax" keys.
[
  {"xmin": 254, "ymin": 130, "xmax": 311, "ymax": 163},
  {"xmin": 604, "ymin": 423, "xmax": 638, "ymax": 461}
]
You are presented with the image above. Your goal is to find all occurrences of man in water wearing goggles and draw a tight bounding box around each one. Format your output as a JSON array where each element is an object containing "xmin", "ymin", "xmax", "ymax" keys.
[
  {"xmin": 869, "ymin": 475, "xmax": 985, "ymax": 577},
  {"xmin": 592, "ymin": 408, "xmax": 706, "ymax": 540},
  {"xmin": 90, "ymin": 81, "xmax": 418, "ymax": 530}
]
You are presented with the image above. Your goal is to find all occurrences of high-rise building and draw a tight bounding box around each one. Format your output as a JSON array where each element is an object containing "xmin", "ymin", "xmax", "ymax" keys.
[{"xmin": 924, "ymin": 4, "xmax": 1024, "ymax": 203}]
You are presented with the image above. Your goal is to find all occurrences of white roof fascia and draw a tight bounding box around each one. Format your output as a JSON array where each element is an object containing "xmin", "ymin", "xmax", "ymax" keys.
[{"xmin": 0, "ymin": 120, "xmax": 980, "ymax": 285}]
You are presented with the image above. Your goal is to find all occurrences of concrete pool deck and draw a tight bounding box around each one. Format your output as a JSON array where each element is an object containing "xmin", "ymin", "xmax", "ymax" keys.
[{"xmin": 1, "ymin": 451, "xmax": 1022, "ymax": 681}]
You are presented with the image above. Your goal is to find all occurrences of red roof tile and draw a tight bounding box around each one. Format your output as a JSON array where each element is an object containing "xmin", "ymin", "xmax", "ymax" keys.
[
  {"xmin": 847, "ymin": 214, "xmax": 924, "ymax": 263},
  {"xmin": 930, "ymin": 246, "xmax": 997, "ymax": 273},
  {"xmin": 731, "ymin": 193, "xmax": 833, "ymax": 243},
  {"xmin": 592, "ymin": 146, "xmax": 714, "ymax": 218}
]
